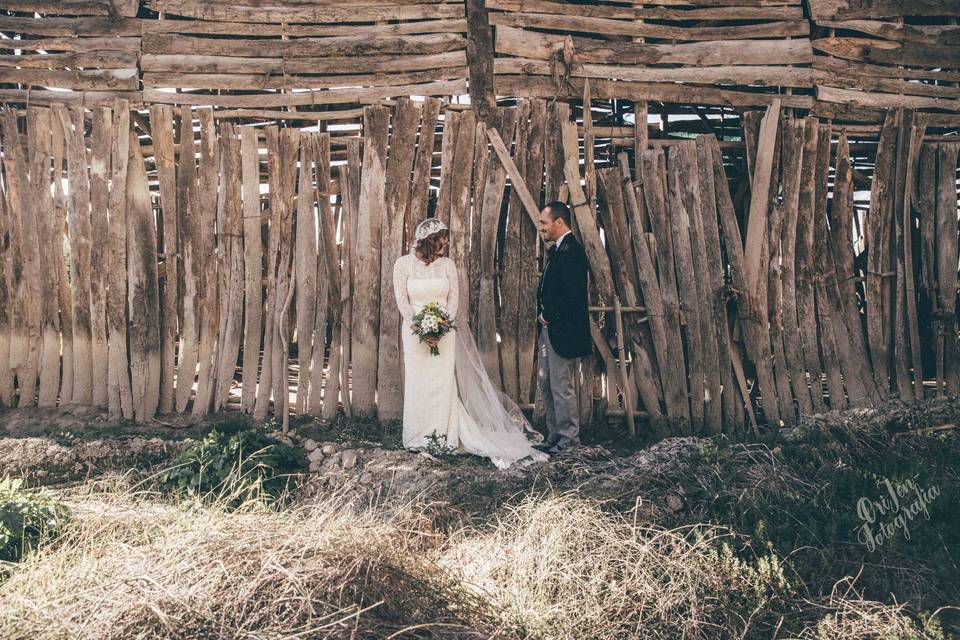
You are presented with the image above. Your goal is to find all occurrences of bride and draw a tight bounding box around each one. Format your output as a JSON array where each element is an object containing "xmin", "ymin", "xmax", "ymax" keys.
[{"xmin": 392, "ymin": 217, "xmax": 549, "ymax": 469}]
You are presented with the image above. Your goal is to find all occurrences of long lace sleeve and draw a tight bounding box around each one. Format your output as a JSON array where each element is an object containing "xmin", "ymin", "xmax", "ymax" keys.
[
  {"xmin": 444, "ymin": 257, "xmax": 460, "ymax": 320},
  {"xmin": 393, "ymin": 255, "xmax": 415, "ymax": 321}
]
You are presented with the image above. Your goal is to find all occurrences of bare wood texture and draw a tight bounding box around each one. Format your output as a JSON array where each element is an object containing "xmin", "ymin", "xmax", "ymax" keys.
[
  {"xmin": 937, "ymin": 144, "xmax": 960, "ymax": 395},
  {"xmin": 465, "ymin": 0, "xmax": 496, "ymax": 122},
  {"xmin": 141, "ymin": 51, "xmax": 466, "ymax": 75},
  {"xmin": 239, "ymin": 126, "xmax": 263, "ymax": 413},
  {"xmin": 794, "ymin": 118, "xmax": 829, "ymax": 411},
  {"xmin": 58, "ymin": 106, "xmax": 94, "ymax": 406},
  {"xmin": 377, "ymin": 100, "xmax": 420, "ymax": 421},
  {"xmin": 313, "ymin": 135, "xmax": 342, "ymax": 420},
  {"xmin": 865, "ymin": 111, "xmax": 899, "ymax": 398},
  {"xmin": 213, "ymin": 124, "xmax": 245, "ymax": 412},
  {"xmin": 149, "ymin": 105, "xmax": 179, "ymax": 414},
  {"xmin": 640, "ymin": 148, "xmax": 689, "ymax": 423},
  {"xmin": 1, "ymin": 111, "xmax": 40, "ymax": 407},
  {"xmin": 107, "ymin": 102, "xmax": 134, "ymax": 419},
  {"xmin": 146, "ymin": 1, "xmax": 463, "ymax": 24},
  {"xmin": 190, "ymin": 108, "xmax": 221, "ymax": 418},
  {"xmin": 495, "ymin": 26, "xmax": 813, "ymax": 65},
  {"xmin": 89, "ymin": 106, "xmax": 111, "ymax": 407},
  {"xmin": 352, "ymin": 106, "xmax": 389, "ymax": 417},
  {"xmin": 295, "ymin": 136, "xmax": 319, "ymax": 415},
  {"xmin": 125, "ymin": 128, "xmax": 161, "ymax": 422},
  {"xmin": 27, "ymin": 109, "xmax": 61, "ymax": 407}
]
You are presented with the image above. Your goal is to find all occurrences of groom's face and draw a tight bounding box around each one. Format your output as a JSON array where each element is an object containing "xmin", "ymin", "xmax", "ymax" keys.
[{"xmin": 538, "ymin": 207, "xmax": 565, "ymax": 243}]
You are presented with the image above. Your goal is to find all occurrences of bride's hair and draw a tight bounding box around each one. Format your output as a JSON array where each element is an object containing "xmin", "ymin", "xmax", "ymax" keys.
[{"xmin": 415, "ymin": 229, "xmax": 449, "ymax": 265}]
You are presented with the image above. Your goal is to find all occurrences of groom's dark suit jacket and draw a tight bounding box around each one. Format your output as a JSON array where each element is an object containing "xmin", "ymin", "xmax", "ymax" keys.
[{"xmin": 537, "ymin": 233, "xmax": 592, "ymax": 358}]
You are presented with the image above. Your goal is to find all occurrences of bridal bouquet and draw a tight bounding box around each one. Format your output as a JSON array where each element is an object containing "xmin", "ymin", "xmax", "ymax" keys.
[{"xmin": 411, "ymin": 302, "xmax": 456, "ymax": 356}]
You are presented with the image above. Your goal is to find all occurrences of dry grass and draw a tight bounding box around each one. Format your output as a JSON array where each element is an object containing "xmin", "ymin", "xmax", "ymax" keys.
[{"xmin": 0, "ymin": 478, "xmax": 940, "ymax": 640}]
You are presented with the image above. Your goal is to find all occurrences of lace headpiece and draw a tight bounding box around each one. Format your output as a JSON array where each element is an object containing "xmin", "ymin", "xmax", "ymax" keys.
[{"xmin": 413, "ymin": 217, "xmax": 448, "ymax": 243}]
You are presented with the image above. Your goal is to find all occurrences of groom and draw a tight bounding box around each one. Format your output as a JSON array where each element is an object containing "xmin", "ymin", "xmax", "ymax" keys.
[{"xmin": 535, "ymin": 201, "xmax": 591, "ymax": 454}]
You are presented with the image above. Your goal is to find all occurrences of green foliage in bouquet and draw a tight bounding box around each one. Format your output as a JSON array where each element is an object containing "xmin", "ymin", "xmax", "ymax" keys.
[
  {"xmin": 0, "ymin": 477, "xmax": 71, "ymax": 568},
  {"xmin": 411, "ymin": 302, "xmax": 456, "ymax": 356}
]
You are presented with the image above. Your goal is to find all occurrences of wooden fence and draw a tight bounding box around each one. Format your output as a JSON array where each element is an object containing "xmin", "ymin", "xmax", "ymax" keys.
[{"xmin": 0, "ymin": 98, "xmax": 959, "ymax": 434}]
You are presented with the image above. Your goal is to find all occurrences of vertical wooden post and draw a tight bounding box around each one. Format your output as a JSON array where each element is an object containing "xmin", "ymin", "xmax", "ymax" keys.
[{"xmin": 614, "ymin": 296, "xmax": 636, "ymax": 437}]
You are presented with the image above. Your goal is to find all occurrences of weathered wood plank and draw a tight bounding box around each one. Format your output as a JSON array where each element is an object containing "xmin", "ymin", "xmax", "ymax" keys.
[
  {"xmin": 107, "ymin": 102, "xmax": 134, "ymax": 419},
  {"xmin": 57, "ymin": 106, "xmax": 94, "ymax": 406},
  {"xmin": 190, "ymin": 108, "xmax": 221, "ymax": 418},
  {"xmin": 812, "ymin": 37, "xmax": 960, "ymax": 67},
  {"xmin": 142, "ymin": 80, "xmax": 467, "ymax": 108},
  {"xmin": 468, "ymin": 117, "xmax": 488, "ymax": 334},
  {"xmin": 694, "ymin": 136, "xmax": 739, "ymax": 430},
  {"xmin": 254, "ymin": 128, "xmax": 281, "ymax": 419},
  {"xmin": 125, "ymin": 128, "xmax": 161, "ymax": 422},
  {"xmin": 142, "ymin": 69, "xmax": 466, "ymax": 91},
  {"xmin": 640, "ymin": 148, "xmax": 689, "ymax": 423},
  {"xmin": 0, "ymin": 0, "xmax": 138, "ymax": 16},
  {"xmin": 89, "ymin": 106, "xmax": 111, "ymax": 408},
  {"xmin": 213, "ymin": 124, "xmax": 245, "ymax": 412},
  {"xmin": 776, "ymin": 119, "xmax": 815, "ymax": 415},
  {"xmin": 434, "ymin": 111, "xmax": 460, "ymax": 226},
  {"xmin": 146, "ymin": 0, "xmax": 463, "ymax": 23},
  {"xmin": 811, "ymin": 124, "xmax": 849, "ymax": 409},
  {"xmin": 809, "ymin": 0, "xmax": 960, "ymax": 20},
  {"xmin": 465, "ymin": 0, "xmax": 496, "ymax": 122},
  {"xmin": 448, "ymin": 110, "xmax": 486, "ymax": 324},
  {"xmin": 488, "ymin": 0, "xmax": 803, "ymax": 20},
  {"xmin": 239, "ymin": 126, "xmax": 263, "ymax": 413},
  {"xmin": 0, "ymin": 163, "xmax": 11, "ymax": 404},
  {"xmin": 495, "ymin": 76, "xmax": 813, "ymax": 110},
  {"xmin": 831, "ymin": 132, "xmax": 882, "ymax": 404},
  {"xmin": 519, "ymin": 100, "xmax": 546, "ymax": 405},
  {"xmin": 597, "ymin": 166, "xmax": 662, "ymax": 420},
  {"xmin": 937, "ymin": 144, "xmax": 960, "ymax": 395},
  {"xmin": 0, "ymin": 68, "xmax": 138, "ymax": 91},
  {"xmin": 378, "ymin": 99, "xmax": 420, "ymax": 421},
  {"xmin": 150, "ymin": 105, "xmax": 179, "ymax": 413},
  {"xmin": 26, "ymin": 109, "xmax": 61, "ymax": 407},
  {"xmin": 794, "ymin": 118, "xmax": 829, "ymax": 411},
  {"xmin": 51, "ymin": 113, "xmax": 73, "ymax": 406},
  {"xmin": 7, "ymin": 36, "xmax": 140, "ymax": 53},
  {"xmin": 143, "ymin": 32, "xmax": 464, "ymax": 58},
  {"xmin": 175, "ymin": 106, "xmax": 200, "ymax": 413},
  {"xmin": 495, "ymin": 26, "xmax": 813, "ymax": 66},
  {"xmin": 561, "ymin": 119, "xmax": 616, "ymax": 304},
  {"xmin": 499, "ymin": 100, "xmax": 531, "ymax": 402},
  {"xmin": 493, "ymin": 58, "xmax": 816, "ymax": 88},
  {"xmin": 0, "ymin": 111, "xmax": 40, "ymax": 407},
  {"xmin": 901, "ymin": 114, "xmax": 928, "ymax": 400},
  {"xmin": 314, "ymin": 134, "xmax": 342, "ymax": 420},
  {"xmin": 408, "ymin": 98, "xmax": 442, "ymax": 247},
  {"xmin": 0, "ymin": 52, "xmax": 137, "ymax": 69},
  {"xmin": 489, "ymin": 11, "xmax": 808, "ymax": 41},
  {"xmin": 267, "ymin": 129, "xmax": 299, "ymax": 418},
  {"xmin": 665, "ymin": 148, "xmax": 705, "ymax": 430},
  {"xmin": 865, "ymin": 111, "xmax": 899, "ymax": 398},
  {"xmin": 295, "ymin": 135, "xmax": 319, "ymax": 415},
  {"xmin": 339, "ymin": 139, "xmax": 362, "ymax": 417},
  {"xmin": 679, "ymin": 142, "xmax": 722, "ymax": 431},
  {"xmin": 141, "ymin": 51, "xmax": 466, "ymax": 76},
  {"xmin": 351, "ymin": 106, "xmax": 389, "ymax": 416}
]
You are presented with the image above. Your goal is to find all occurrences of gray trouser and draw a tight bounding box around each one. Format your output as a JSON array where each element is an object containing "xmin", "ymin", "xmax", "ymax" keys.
[{"xmin": 538, "ymin": 329, "xmax": 580, "ymax": 445}]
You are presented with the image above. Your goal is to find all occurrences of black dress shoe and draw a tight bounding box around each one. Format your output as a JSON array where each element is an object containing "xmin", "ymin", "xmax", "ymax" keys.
[{"xmin": 535, "ymin": 433, "xmax": 562, "ymax": 451}]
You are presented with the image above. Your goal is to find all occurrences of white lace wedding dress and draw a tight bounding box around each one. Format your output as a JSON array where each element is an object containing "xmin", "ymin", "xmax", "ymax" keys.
[{"xmin": 393, "ymin": 252, "xmax": 548, "ymax": 469}]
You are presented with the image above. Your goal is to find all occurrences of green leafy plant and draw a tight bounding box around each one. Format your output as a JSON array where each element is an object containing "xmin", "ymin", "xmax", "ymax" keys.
[
  {"xmin": 424, "ymin": 432, "xmax": 459, "ymax": 461},
  {"xmin": 0, "ymin": 477, "xmax": 71, "ymax": 567},
  {"xmin": 160, "ymin": 425, "xmax": 306, "ymax": 509}
]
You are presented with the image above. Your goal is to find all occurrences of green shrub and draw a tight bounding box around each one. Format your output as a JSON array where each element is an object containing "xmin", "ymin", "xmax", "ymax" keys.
[
  {"xmin": 160, "ymin": 425, "xmax": 306, "ymax": 509},
  {"xmin": 0, "ymin": 477, "xmax": 71, "ymax": 566}
]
